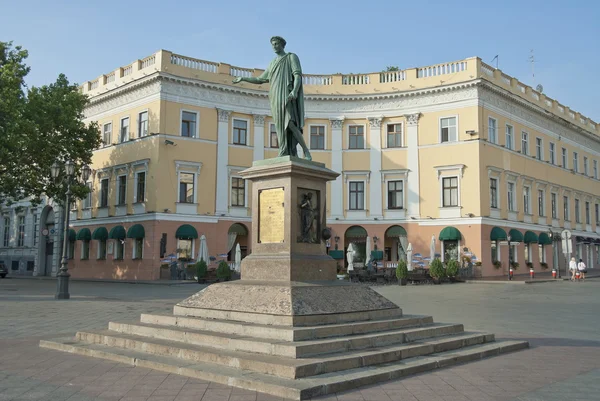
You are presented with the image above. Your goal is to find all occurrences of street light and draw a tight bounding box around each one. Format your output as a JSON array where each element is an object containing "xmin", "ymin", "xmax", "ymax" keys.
[
  {"xmin": 507, "ymin": 234, "xmax": 512, "ymax": 281},
  {"xmin": 334, "ymin": 235, "xmax": 340, "ymax": 250},
  {"xmin": 548, "ymin": 229, "xmax": 560, "ymax": 279},
  {"xmin": 51, "ymin": 160, "xmax": 91, "ymax": 299}
]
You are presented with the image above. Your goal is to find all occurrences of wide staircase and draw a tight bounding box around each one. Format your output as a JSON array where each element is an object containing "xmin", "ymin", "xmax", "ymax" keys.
[{"xmin": 40, "ymin": 306, "xmax": 528, "ymax": 400}]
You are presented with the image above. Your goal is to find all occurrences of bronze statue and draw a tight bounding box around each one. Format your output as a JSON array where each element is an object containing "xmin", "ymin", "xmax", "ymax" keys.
[
  {"xmin": 299, "ymin": 192, "xmax": 314, "ymax": 242},
  {"xmin": 232, "ymin": 36, "xmax": 312, "ymax": 160}
]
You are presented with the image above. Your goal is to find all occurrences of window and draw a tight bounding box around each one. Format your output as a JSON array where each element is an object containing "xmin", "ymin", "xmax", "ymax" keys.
[
  {"xmin": 100, "ymin": 179, "xmax": 109, "ymax": 207},
  {"xmin": 585, "ymin": 201, "xmax": 590, "ymax": 224},
  {"xmin": 32, "ymin": 212, "xmax": 38, "ymax": 246},
  {"xmin": 538, "ymin": 190, "xmax": 545, "ymax": 216},
  {"xmin": 488, "ymin": 117, "xmax": 497, "ymax": 144},
  {"xmin": 596, "ymin": 203, "xmax": 599, "ymax": 224},
  {"xmin": 181, "ymin": 111, "xmax": 197, "ymax": 138},
  {"xmin": 349, "ymin": 181, "xmax": 365, "ymax": 210},
  {"xmin": 523, "ymin": 186, "xmax": 530, "ymax": 214},
  {"xmin": 177, "ymin": 239, "xmax": 193, "ymax": 260},
  {"xmin": 115, "ymin": 239, "xmax": 124, "ymax": 260},
  {"xmin": 231, "ymin": 177, "xmax": 245, "ymax": 207},
  {"xmin": 551, "ymin": 193, "xmax": 557, "ymax": 219},
  {"xmin": 349, "ymin": 125, "xmax": 364, "ymax": 149},
  {"xmin": 120, "ymin": 117, "xmax": 129, "ymax": 143},
  {"xmin": 233, "ymin": 119, "xmax": 247, "ymax": 145},
  {"xmin": 81, "ymin": 240, "xmax": 90, "ymax": 260},
  {"xmin": 135, "ymin": 172, "xmax": 146, "ymax": 203},
  {"xmin": 549, "ymin": 143, "xmax": 555, "ymax": 164},
  {"xmin": 490, "ymin": 178, "xmax": 498, "ymax": 208},
  {"xmin": 573, "ymin": 152, "xmax": 579, "ymax": 172},
  {"xmin": 442, "ymin": 177, "xmax": 458, "ymax": 207},
  {"xmin": 505, "ymin": 125, "xmax": 514, "ymax": 150},
  {"xmin": 387, "ymin": 124, "xmax": 403, "ymax": 148},
  {"xmin": 507, "ymin": 182, "xmax": 515, "ymax": 211},
  {"xmin": 310, "ymin": 125, "xmax": 325, "ymax": 150},
  {"xmin": 535, "ymin": 137, "xmax": 542, "ymax": 160},
  {"xmin": 68, "ymin": 239, "xmax": 75, "ymax": 259},
  {"xmin": 594, "ymin": 160, "xmax": 598, "ymax": 179},
  {"xmin": 133, "ymin": 238, "xmax": 143, "ymax": 259},
  {"xmin": 138, "ymin": 111, "xmax": 148, "ymax": 137},
  {"xmin": 584, "ymin": 157, "xmax": 588, "ymax": 176},
  {"xmin": 538, "ymin": 244, "xmax": 546, "ymax": 264},
  {"xmin": 117, "ymin": 175, "xmax": 127, "ymax": 205},
  {"xmin": 524, "ymin": 244, "xmax": 532, "ymax": 263},
  {"xmin": 83, "ymin": 182, "xmax": 92, "ymax": 209},
  {"xmin": 563, "ymin": 196, "xmax": 569, "ymax": 220},
  {"xmin": 440, "ymin": 117, "xmax": 457, "ymax": 143},
  {"xmin": 561, "ymin": 148, "xmax": 567, "ymax": 168},
  {"xmin": 103, "ymin": 123, "xmax": 112, "ymax": 146},
  {"xmin": 575, "ymin": 199, "xmax": 580, "ymax": 223},
  {"xmin": 387, "ymin": 181, "xmax": 403, "ymax": 209},
  {"xmin": 179, "ymin": 173, "xmax": 195, "ymax": 203},
  {"xmin": 17, "ymin": 216, "xmax": 25, "ymax": 247},
  {"xmin": 521, "ymin": 132, "xmax": 529, "ymax": 155},
  {"xmin": 3, "ymin": 217, "xmax": 9, "ymax": 247},
  {"xmin": 270, "ymin": 124, "xmax": 278, "ymax": 148},
  {"xmin": 97, "ymin": 239, "xmax": 106, "ymax": 260}
]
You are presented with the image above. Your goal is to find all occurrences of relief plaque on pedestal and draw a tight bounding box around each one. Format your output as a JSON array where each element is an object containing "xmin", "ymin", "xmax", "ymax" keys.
[{"xmin": 258, "ymin": 187, "xmax": 285, "ymax": 243}]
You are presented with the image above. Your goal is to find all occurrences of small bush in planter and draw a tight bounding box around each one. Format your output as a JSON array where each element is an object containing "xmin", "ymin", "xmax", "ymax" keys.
[
  {"xmin": 216, "ymin": 260, "xmax": 232, "ymax": 281},
  {"xmin": 429, "ymin": 258, "xmax": 446, "ymax": 282},
  {"xmin": 475, "ymin": 261, "xmax": 483, "ymax": 267},
  {"xmin": 510, "ymin": 261, "xmax": 519, "ymax": 270},
  {"xmin": 446, "ymin": 259, "xmax": 459, "ymax": 278},
  {"xmin": 195, "ymin": 259, "xmax": 208, "ymax": 282},
  {"xmin": 540, "ymin": 262, "xmax": 548, "ymax": 270},
  {"xmin": 526, "ymin": 261, "xmax": 533, "ymax": 270},
  {"xmin": 493, "ymin": 260, "xmax": 501, "ymax": 269},
  {"xmin": 395, "ymin": 260, "xmax": 408, "ymax": 285}
]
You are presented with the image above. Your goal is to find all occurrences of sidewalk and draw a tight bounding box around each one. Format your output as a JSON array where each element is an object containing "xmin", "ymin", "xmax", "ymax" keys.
[
  {"xmin": 2, "ymin": 275, "xmax": 197, "ymax": 286},
  {"xmin": 463, "ymin": 269, "xmax": 600, "ymax": 284}
]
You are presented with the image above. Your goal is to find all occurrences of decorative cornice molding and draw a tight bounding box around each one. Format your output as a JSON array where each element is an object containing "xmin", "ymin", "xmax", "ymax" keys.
[
  {"xmin": 329, "ymin": 118, "xmax": 344, "ymax": 129},
  {"xmin": 252, "ymin": 114, "xmax": 266, "ymax": 126},
  {"xmin": 404, "ymin": 113, "xmax": 421, "ymax": 126},
  {"xmin": 368, "ymin": 117, "xmax": 383, "ymax": 128},
  {"xmin": 217, "ymin": 108, "xmax": 232, "ymax": 122}
]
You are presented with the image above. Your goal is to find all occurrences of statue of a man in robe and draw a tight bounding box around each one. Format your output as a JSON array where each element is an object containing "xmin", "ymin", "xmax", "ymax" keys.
[{"xmin": 232, "ymin": 36, "xmax": 311, "ymax": 161}]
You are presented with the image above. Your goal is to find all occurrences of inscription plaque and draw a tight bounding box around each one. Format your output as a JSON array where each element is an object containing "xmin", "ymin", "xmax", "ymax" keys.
[{"xmin": 258, "ymin": 187, "xmax": 285, "ymax": 243}]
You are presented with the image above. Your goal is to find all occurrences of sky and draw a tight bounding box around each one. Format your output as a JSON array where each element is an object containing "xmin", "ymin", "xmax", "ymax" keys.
[{"xmin": 1, "ymin": 0, "xmax": 599, "ymax": 121}]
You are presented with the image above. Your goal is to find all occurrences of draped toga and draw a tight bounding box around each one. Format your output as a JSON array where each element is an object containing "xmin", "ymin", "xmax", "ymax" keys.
[{"xmin": 258, "ymin": 53, "xmax": 305, "ymax": 157}]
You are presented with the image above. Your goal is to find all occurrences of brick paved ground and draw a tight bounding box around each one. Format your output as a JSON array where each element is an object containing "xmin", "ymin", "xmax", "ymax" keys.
[{"xmin": 1, "ymin": 278, "xmax": 599, "ymax": 400}]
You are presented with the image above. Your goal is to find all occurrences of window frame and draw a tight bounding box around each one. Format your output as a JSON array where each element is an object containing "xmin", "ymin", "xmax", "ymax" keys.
[
  {"xmin": 120, "ymin": 116, "xmax": 130, "ymax": 143},
  {"xmin": 103, "ymin": 122, "xmax": 112, "ymax": 147},
  {"xmin": 133, "ymin": 238, "xmax": 143, "ymax": 260},
  {"xmin": 575, "ymin": 198, "xmax": 581, "ymax": 223},
  {"xmin": 523, "ymin": 185, "xmax": 531, "ymax": 215},
  {"xmin": 99, "ymin": 178, "xmax": 109, "ymax": 208},
  {"xmin": 573, "ymin": 152, "xmax": 579, "ymax": 173},
  {"xmin": 535, "ymin": 137, "xmax": 543, "ymax": 160},
  {"xmin": 551, "ymin": 192, "xmax": 557, "ymax": 219},
  {"xmin": 386, "ymin": 122, "xmax": 404, "ymax": 148},
  {"xmin": 563, "ymin": 195, "xmax": 570, "ymax": 221},
  {"xmin": 83, "ymin": 182, "xmax": 92, "ymax": 209},
  {"xmin": 348, "ymin": 124, "xmax": 366, "ymax": 150},
  {"xmin": 549, "ymin": 142, "xmax": 555, "ymax": 165},
  {"xmin": 441, "ymin": 176, "xmax": 459, "ymax": 207},
  {"xmin": 538, "ymin": 189, "xmax": 545, "ymax": 217},
  {"xmin": 138, "ymin": 110, "xmax": 149, "ymax": 138},
  {"xmin": 439, "ymin": 116, "xmax": 458, "ymax": 143},
  {"xmin": 2, "ymin": 217, "xmax": 9, "ymax": 247},
  {"xmin": 594, "ymin": 160, "xmax": 598, "ymax": 179},
  {"xmin": 116, "ymin": 174, "xmax": 127, "ymax": 206},
  {"xmin": 561, "ymin": 147, "xmax": 568, "ymax": 168},
  {"xmin": 488, "ymin": 117, "xmax": 497, "ymax": 144},
  {"xmin": 521, "ymin": 131, "xmax": 529, "ymax": 155},
  {"xmin": 178, "ymin": 171, "xmax": 196, "ymax": 204},
  {"xmin": 348, "ymin": 180, "xmax": 365, "ymax": 210},
  {"xmin": 505, "ymin": 124, "xmax": 514, "ymax": 150},
  {"xmin": 232, "ymin": 118, "xmax": 249, "ymax": 146},
  {"xmin": 17, "ymin": 215, "xmax": 25, "ymax": 247},
  {"xmin": 230, "ymin": 176, "xmax": 246, "ymax": 207},
  {"xmin": 134, "ymin": 171, "xmax": 146, "ymax": 204},
  {"xmin": 507, "ymin": 181, "xmax": 516, "ymax": 212},
  {"xmin": 584, "ymin": 156, "xmax": 589, "ymax": 176},
  {"xmin": 180, "ymin": 109, "xmax": 199, "ymax": 138},
  {"xmin": 490, "ymin": 178, "xmax": 498, "ymax": 209},
  {"xmin": 269, "ymin": 123, "xmax": 278, "ymax": 149},
  {"xmin": 309, "ymin": 124, "xmax": 326, "ymax": 150},
  {"xmin": 386, "ymin": 180, "xmax": 404, "ymax": 210},
  {"xmin": 585, "ymin": 201, "xmax": 590, "ymax": 224}
]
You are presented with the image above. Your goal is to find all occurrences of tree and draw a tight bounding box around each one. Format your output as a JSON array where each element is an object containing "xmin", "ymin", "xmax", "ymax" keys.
[
  {"xmin": 0, "ymin": 41, "xmax": 100, "ymax": 206},
  {"xmin": 384, "ymin": 66, "xmax": 399, "ymax": 72}
]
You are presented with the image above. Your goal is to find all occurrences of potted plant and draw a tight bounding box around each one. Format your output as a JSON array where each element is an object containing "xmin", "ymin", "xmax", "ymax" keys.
[
  {"xmin": 395, "ymin": 259, "xmax": 408, "ymax": 286},
  {"xmin": 446, "ymin": 259, "xmax": 459, "ymax": 282},
  {"xmin": 493, "ymin": 260, "xmax": 501, "ymax": 269},
  {"xmin": 216, "ymin": 260, "xmax": 232, "ymax": 282},
  {"xmin": 195, "ymin": 259, "xmax": 208, "ymax": 283},
  {"xmin": 429, "ymin": 258, "xmax": 446, "ymax": 284},
  {"xmin": 540, "ymin": 262, "xmax": 548, "ymax": 270},
  {"xmin": 510, "ymin": 261, "xmax": 519, "ymax": 270},
  {"xmin": 336, "ymin": 262, "xmax": 346, "ymax": 280}
]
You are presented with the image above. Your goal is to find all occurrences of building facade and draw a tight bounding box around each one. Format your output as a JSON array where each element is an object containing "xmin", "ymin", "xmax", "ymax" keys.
[{"xmin": 4, "ymin": 50, "xmax": 600, "ymax": 279}]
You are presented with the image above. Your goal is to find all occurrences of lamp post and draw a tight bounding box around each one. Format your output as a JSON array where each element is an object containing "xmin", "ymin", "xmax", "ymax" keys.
[
  {"xmin": 548, "ymin": 230, "xmax": 560, "ymax": 279},
  {"xmin": 334, "ymin": 235, "xmax": 340, "ymax": 250},
  {"xmin": 51, "ymin": 160, "xmax": 91, "ymax": 300},
  {"xmin": 507, "ymin": 234, "xmax": 512, "ymax": 281}
]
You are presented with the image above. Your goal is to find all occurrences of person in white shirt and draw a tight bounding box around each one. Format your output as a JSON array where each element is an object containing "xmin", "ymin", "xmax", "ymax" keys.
[
  {"xmin": 569, "ymin": 257, "xmax": 577, "ymax": 281},
  {"xmin": 578, "ymin": 258, "xmax": 587, "ymax": 280}
]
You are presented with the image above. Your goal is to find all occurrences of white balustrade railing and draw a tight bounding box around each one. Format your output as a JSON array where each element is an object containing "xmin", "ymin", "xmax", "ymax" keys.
[
  {"xmin": 170, "ymin": 54, "xmax": 218, "ymax": 73},
  {"xmin": 569, "ymin": 111, "xmax": 575, "ymax": 119},
  {"xmin": 481, "ymin": 62, "xmax": 494, "ymax": 77},
  {"xmin": 140, "ymin": 55, "xmax": 155, "ymax": 69},
  {"xmin": 122, "ymin": 65, "xmax": 133, "ymax": 77},
  {"xmin": 545, "ymin": 99, "xmax": 552, "ymax": 107},
  {"xmin": 302, "ymin": 75, "xmax": 333, "ymax": 85},
  {"xmin": 379, "ymin": 70, "xmax": 406, "ymax": 83},
  {"xmin": 580, "ymin": 117, "xmax": 586, "ymax": 124},
  {"xmin": 417, "ymin": 61, "xmax": 467, "ymax": 78},
  {"xmin": 501, "ymin": 74, "xmax": 511, "ymax": 85},
  {"xmin": 531, "ymin": 92, "xmax": 540, "ymax": 100},
  {"xmin": 518, "ymin": 83, "xmax": 526, "ymax": 93},
  {"xmin": 104, "ymin": 72, "xmax": 115, "ymax": 84},
  {"xmin": 342, "ymin": 74, "xmax": 370, "ymax": 85},
  {"xmin": 558, "ymin": 105, "xmax": 565, "ymax": 113},
  {"xmin": 230, "ymin": 67, "xmax": 253, "ymax": 77},
  {"xmin": 89, "ymin": 80, "xmax": 98, "ymax": 90}
]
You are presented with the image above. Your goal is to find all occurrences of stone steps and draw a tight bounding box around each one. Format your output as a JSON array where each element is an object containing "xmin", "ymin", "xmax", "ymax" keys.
[
  {"xmin": 106, "ymin": 320, "xmax": 465, "ymax": 358},
  {"xmin": 72, "ymin": 329, "xmax": 494, "ymax": 379},
  {"xmin": 40, "ymin": 337, "xmax": 528, "ymax": 400},
  {"xmin": 140, "ymin": 313, "xmax": 435, "ymax": 342}
]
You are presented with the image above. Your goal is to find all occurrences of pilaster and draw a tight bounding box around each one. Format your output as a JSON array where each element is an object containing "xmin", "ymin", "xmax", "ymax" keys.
[
  {"xmin": 405, "ymin": 113, "xmax": 421, "ymax": 218},
  {"xmin": 368, "ymin": 117, "xmax": 383, "ymax": 219},
  {"xmin": 329, "ymin": 118, "xmax": 344, "ymax": 219},
  {"xmin": 216, "ymin": 109, "xmax": 231, "ymax": 215},
  {"xmin": 253, "ymin": 115, "xmax": 265, "ymax": 162}
]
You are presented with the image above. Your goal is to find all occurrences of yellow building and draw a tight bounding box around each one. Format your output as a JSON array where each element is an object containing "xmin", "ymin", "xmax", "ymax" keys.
[{"xmin": 57, "ymin": 50, "xmax": 600, "ymax": 280}]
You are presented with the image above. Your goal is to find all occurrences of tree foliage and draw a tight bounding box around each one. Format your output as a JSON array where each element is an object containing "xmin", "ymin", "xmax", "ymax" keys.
[
  {"xmin": 0, "ymin": 41, "xmax": 101, "ymax": 206},
  {"xmin": 385, "ymin": 66, "xmax": 399, "ymax": 71}
]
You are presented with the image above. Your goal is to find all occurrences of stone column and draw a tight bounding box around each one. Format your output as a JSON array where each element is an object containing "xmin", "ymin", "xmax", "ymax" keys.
[
  {"xmin": 368, "ymin": 117, "xmax": 383, "ymax": 219},
  {"xmin": 253, "ymin": 115, "xmax": 265, "ymax": 162},
  {"xmin": 405, "ymin": 113, "xmax": 421, "ymax": 219},
  {"xmin": 215, "ymin": 109, "xmax": 231, "ymax": 216},
  {"xmin": 329, "ymin": 118, "xmax": 344, "ymax": 220}
]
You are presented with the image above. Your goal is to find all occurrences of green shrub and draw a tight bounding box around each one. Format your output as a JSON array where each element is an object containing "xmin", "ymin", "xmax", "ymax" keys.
[
  {"xmin": 395, "ymin": 260, "xmax": 408, "ymax": 280},
  {"xmin": 216, "ymin": 260, "xmax": 231, "ymax": 281},
  {"xmin": 429, "ymin": 258, "xmax": 446, "ymax": 278},
  {"xmin": 446, "ymin": 259, "xmax": 459, "ymax": 277},
  {"xmin": 195, "ymin": 259, "xmax": 208, "ymax": 281}
]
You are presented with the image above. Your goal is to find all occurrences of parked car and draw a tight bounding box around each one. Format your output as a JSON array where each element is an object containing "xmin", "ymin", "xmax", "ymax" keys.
[{"xmin": 0, "ymin": 262, "xmax": 7, "ymax": 278}]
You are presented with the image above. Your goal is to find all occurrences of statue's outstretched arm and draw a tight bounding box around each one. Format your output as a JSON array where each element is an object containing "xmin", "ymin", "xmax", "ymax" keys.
[{"xmin": 233, "ymin": 76, "xmax": 268, "ymax": 85}]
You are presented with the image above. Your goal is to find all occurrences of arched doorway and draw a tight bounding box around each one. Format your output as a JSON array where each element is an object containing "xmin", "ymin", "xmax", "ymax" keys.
[
  {"xmin": 38, "ymin": 206, "xmax": 56, "ymax": 276},
  {"xmin": 384, "ymin": 225, "xmax": 408, "ymax": 264},
  {"xmin": 344, "ymin": 226, "xmax": 367, "ymax": 268},
  {"xmin": 227, "ymin": 223, "xmax": 248, "ymax": 261}
]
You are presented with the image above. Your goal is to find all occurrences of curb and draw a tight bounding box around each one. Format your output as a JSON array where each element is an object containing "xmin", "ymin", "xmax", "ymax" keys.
[{"xmin": 2, "ymin": 276, "xmax": 199, "ymax": 286}]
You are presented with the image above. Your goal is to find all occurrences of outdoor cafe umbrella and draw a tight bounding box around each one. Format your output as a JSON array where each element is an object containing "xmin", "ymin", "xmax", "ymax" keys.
[
  {"xmin": 197, "ymin": 234, "xmax": 209, "ymax": 263},
  {"xmin": 235, "ymin": 243, "xmax": 241, "ymax": 273},
  {"xmin": 407, "ymin": 243, "xmax": 413, "ymax": 271},
  {"xmin": 347, "ymin": 243, "xmax": 355, "ymax": 271},
  {"xmin": 429, "ymin": 235, "xmax": 436, "ymax": 265}
]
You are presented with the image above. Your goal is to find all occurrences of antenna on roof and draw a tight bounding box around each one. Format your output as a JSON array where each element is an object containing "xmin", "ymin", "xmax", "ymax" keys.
[{"xmin": 528, "ymin": 49, "xmax": 535, "ymax": 79}]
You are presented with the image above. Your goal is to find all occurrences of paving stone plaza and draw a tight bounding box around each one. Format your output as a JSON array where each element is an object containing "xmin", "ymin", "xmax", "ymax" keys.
[{"xmin": 1, "ymin": 278, "xmax": 599, "ymax": 401}]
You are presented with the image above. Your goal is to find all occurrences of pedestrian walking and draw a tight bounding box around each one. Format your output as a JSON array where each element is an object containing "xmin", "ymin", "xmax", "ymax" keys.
[
  {"xmin": 569, "ymin": 257, "xmax": 577, "ymax": 281},
  {"xmin": 578, "ymin": 259, "xmax": 587, "ymax": 281}
]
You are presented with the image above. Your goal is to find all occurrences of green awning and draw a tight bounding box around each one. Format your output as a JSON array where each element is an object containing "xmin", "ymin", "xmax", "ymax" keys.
[
  {"xmin": 385, "ymin": 225, "xmax": 407, "ymax": 237},
  {"xmin": 228, "ymin": 223, "xmax": 248, "ymax": 235},
  {"xmin": 538, "ymin": 233, "xmax": 552, "ymax": 245},
  {"xmin": 76, "ymin": 228, "xmax": 91, "ymax": 241},
  {"xmin": 92, "ymin": 227, "xmax": 108, "ymax": 240},
  {"xmin": 523, "ymin": 231, "xmax": 538, "ymax": 244},
  {"xmin": 127, "ymin": 224, "xmax": 145, "ymax": 239},
  {"xmin": 508, "ymin": 229, "xmax": 523, "ymax": 242},
  {"xmin": 175, "ymin": 224, "xmax": 198, "ymax": 239},
  {"xmin": 68, "ymin": 229, "xmax": 76, "ymax": 242},
  {"xmin": 439, "ymin": 226, "xmax": 461, "ymax": 241},
  {"xmin": 490, "ymin": 227, "xmax": 507, "ymax": 241},
  {"xmin": 108, "ymin": 225, "xmax": 126, "ymax": 240},
  {"xmin": 345, "ymin": 226, "xmax": 367, "ymax": 238}
]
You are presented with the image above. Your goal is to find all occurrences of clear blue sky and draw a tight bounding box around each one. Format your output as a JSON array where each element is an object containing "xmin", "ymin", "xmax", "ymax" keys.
[{"xmin": 2, "ymin": 0, "xmax": 599, "ymax": 121}]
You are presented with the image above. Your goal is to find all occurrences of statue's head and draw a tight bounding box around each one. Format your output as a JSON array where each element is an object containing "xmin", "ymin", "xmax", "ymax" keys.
[{"xmin": 270, "ymin": 36, "xmax": 287, "ymax": 52}]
